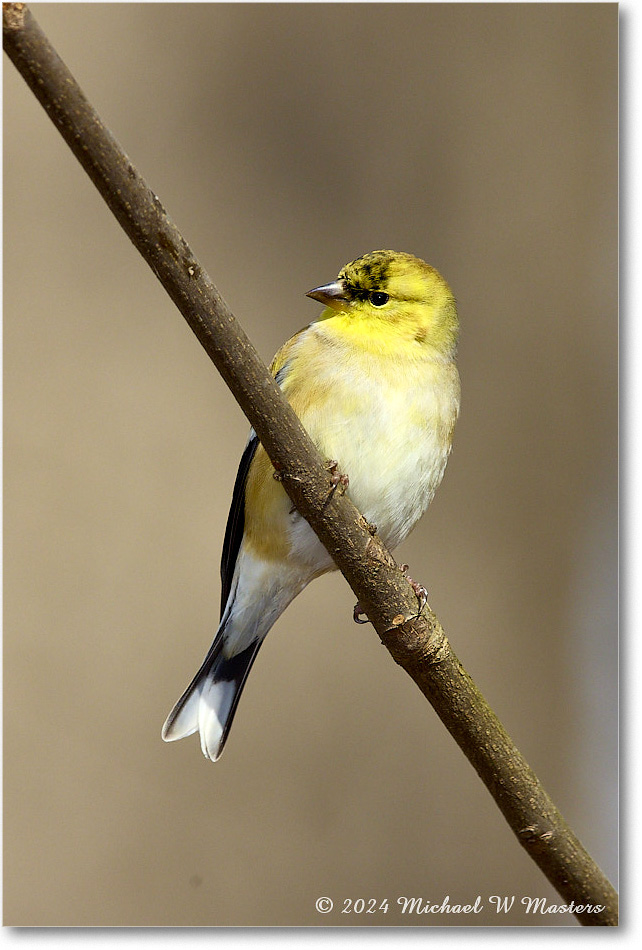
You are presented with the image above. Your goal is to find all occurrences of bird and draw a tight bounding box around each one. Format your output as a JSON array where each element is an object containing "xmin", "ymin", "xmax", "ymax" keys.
[{"xmin": 162, "ymin": 250, "xmax": 460, "ymax": 761}]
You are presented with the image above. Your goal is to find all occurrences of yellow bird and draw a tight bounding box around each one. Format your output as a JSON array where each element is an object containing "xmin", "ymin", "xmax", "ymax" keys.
[{"xmin": 162, "ymin": 250, "xmax": 460, "ymax": 761}]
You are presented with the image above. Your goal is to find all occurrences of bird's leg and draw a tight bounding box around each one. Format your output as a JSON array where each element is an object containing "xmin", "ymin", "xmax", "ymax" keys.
[
  {"xmin": 399, "ymin": 564, "xmax": 429, "ymax": 617},
  {"xmin": 324, "ymin": 459, "xmax": 349, "ymax": 499}
]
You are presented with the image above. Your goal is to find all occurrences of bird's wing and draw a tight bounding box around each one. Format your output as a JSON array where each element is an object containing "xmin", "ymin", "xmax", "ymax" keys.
[
  {"xmin": 219, "ymin": 432, "xmax": 259, "ymax": 618},
  {"xmin": 219, "ymin": 327, "xmax": 309, "ymax": 618}
]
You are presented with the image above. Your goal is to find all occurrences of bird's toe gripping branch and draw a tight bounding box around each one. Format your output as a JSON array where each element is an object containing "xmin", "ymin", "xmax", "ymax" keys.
[
  {"xmin": 399, "ymin": 564, "xmax": 429, "ymax": 618},
  {"xmin": 353, "ymin": 564, "xmax": 428, "ymax": 627},
  {"xmin": 325, "ymin": 459, "xmax": 349, "ymax": 501},
  {"xmin": 353, "ymin": 602, "xmax": 369, "ymax": 624}
]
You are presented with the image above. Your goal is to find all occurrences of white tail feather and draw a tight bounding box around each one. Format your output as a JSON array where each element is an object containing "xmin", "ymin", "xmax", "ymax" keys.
[{"xmin": 198, "ymin": 678, "xmax": 237, "ymax": 761}]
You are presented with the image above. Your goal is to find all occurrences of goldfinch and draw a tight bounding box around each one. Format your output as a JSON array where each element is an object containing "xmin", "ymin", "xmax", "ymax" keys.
[{"xmin": 162, "ymin": 250, "xmax": 460, "ymax": 761}]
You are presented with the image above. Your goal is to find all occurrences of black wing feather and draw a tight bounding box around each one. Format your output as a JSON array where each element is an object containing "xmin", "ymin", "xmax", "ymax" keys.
[{"xmin": 219, "ymin": 433, "xmax": 259, "ymax": 618}]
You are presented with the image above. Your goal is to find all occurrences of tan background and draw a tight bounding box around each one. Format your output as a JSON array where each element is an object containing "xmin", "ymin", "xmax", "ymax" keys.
[{"xmin": 4, "ymin": 2, "xmax": 617, "ymax": 928}]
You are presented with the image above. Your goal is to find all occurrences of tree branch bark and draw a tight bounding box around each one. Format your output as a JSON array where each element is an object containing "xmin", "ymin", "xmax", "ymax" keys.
[{"xmin": 3, "ymin": 2, "xmax": 618, "ymax": 926}]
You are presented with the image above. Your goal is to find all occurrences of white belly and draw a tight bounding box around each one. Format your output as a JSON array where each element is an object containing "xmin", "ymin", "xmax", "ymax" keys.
[{"xmin": 286, "ymin": 354, "xmax": 457, "ymax": 571}]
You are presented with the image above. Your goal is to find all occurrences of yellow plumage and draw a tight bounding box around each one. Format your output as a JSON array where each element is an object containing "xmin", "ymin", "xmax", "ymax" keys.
[{"xmin": 162, "ymin": 250, "xmax": 460, "ymax": 761}]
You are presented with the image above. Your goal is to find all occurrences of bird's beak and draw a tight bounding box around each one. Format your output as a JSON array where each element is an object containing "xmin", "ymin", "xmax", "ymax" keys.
[{"xmin": 305, "ymin": 278, "xmax": 349, "ymax": 309}]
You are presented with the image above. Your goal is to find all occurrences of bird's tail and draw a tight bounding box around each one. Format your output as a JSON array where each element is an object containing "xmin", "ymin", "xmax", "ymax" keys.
[
  {"xmin": 161, "ymin": 632, "xmax": 263, "ymax": 762},
  {"xmin": 162, "ymin": 549, "xmax": 314, "ymax": 761}
]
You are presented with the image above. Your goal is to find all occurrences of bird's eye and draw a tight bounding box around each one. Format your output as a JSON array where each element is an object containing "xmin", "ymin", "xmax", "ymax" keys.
[{"xmin": 369, "ymin": 291, "xmax": 389, "ymax": 307}]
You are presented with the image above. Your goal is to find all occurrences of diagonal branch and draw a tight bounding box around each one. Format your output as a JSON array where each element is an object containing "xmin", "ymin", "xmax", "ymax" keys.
[{"xmin": 3, "ymin": 2, "xmax": 618, "ymax": 926}]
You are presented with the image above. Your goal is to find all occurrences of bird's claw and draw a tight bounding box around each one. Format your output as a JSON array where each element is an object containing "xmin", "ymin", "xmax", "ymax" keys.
[
  {"xmin": 353, "ymin": 603, "xmax": 369, "ymax": 624},
  {"xmin": 325, "ymin": 459, "xmax": 349, "ymax": 499},
  {"xmin": 400, "ymin": 564, "xmax": 429, "ymax": 617}
]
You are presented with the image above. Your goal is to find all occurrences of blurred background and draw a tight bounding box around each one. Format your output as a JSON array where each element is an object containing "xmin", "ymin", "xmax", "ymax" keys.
[{"xmin": 3, "ymin": 2, "xmax": 617, "ymax": 928}]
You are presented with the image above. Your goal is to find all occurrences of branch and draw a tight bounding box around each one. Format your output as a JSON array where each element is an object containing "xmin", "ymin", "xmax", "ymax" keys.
[{"xmin": 3, "ymin": 2, "xmax": 618, "ymax": 926}]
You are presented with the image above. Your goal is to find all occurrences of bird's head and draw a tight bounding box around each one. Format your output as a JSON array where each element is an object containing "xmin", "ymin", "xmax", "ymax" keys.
[{"xmin": 306, "ymin": 250, "xmax": 458, "ymax": 358}]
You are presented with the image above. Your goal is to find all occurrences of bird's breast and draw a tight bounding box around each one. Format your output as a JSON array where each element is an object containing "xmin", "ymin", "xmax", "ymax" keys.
[{"xmin": 284, "ymin": 333, "xmax": 459, "ymax": 558}]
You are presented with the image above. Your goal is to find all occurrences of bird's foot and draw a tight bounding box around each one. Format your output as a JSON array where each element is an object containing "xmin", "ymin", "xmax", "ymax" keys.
[
  {"xmin": 399, "ymin": 564, "xmax": 429, "ymax": 617},
  {"xmin": 353, "ymin": 602, "xmax": 369, "ymax": 624},
  {"xmin": 325, "ymin": 459, "xmax": 349, "ymax": 499}
]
